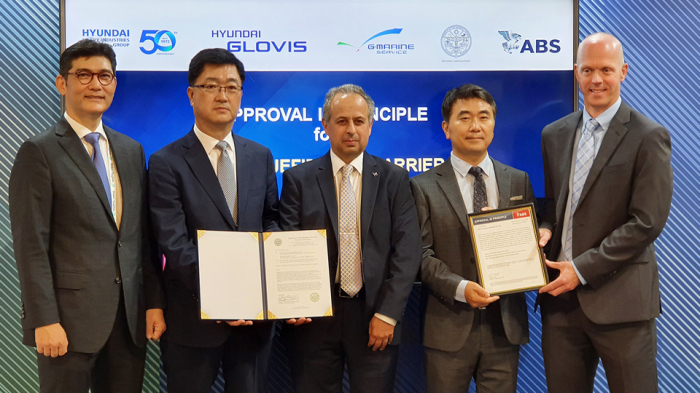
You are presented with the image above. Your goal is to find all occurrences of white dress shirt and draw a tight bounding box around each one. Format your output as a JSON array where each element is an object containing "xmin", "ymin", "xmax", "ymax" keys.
[
  {"xmin": 558, "ymin": 97, "xmax": 622, "ymax": 285},
  {"xmin": 193, "ymin": 124, "xmax": 237, "ymax": 177},
  {"xmin": 329, "ymin": 150, "xmax": 395, "ymax": 326},
  {"xmin": 450, "ymin": 152, "xmax": 499, "ymax": 302},
  {"xmin": 65, "ymin": 112, "xmax": 122, "ymax": 228}
]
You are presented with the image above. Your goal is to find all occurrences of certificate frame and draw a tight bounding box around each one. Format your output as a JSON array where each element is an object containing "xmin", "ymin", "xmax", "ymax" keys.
[{"xmin": 467, "ymin": 203, "xmax": 549, "ymax": 296}]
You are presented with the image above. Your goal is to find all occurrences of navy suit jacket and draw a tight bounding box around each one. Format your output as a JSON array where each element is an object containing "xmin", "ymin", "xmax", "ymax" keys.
[
  {"xmin": 279, "ymin": 151, "xmax": 422, "ymax": 344},
  {"xmin": 148, "ymin": 129, "xmax": 279, "ymax": 347}
]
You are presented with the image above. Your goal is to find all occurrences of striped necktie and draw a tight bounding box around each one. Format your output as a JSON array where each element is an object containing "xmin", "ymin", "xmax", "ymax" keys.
[{"xmin": 565, "ymin": 118, "xmax": 600, "ymax": 261}]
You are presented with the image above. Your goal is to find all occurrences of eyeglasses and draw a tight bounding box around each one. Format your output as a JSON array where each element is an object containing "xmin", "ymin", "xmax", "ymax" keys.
[
  {"xmin": 192, "ymin": 84, "xmax": 243, "ymax": 96},
  {"xmin": 66, "ymin": 71, "xmax": 115, "ymax": 86}
]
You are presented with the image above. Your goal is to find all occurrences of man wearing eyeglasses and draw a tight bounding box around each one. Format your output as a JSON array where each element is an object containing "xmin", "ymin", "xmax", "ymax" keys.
[
  {"xmin": 148, "ymin": 48, "xmax": 280, "ymax": 393},
  {"xmin": 8, "ymin": 39, "xmax": 166, "ymax": 392}
]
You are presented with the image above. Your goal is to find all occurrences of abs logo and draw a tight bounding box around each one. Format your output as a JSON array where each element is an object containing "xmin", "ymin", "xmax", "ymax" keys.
[
  {"xmin": 337, "ymin": 28, "xmax": 414, "ymax": 55},
  {"xmin": 441, "ymin": 25, "xmax": 472, "ymax": 58},
  {"xmin": 140, "ymin": 30, "xmax": 176, "ymax": 55},
  {"xmin": 498, "ymin": 30, "xmax": 560, "ymax": 54}
]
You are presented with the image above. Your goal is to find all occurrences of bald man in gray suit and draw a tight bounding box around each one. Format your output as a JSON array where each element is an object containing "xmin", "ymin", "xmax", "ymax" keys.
[{"xmin": 537, "ymin": 33, "xmax": 672, "ymax": 393}]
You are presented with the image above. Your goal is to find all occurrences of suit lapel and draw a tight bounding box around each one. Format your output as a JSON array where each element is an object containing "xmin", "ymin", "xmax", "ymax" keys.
[
  {"xmin": 555, "ymin": 113, "xmax": 581, "ymax": 223},
  {"xmin": 233, "ymin": 134, "xmax": 252, "ymax": 228},
  {"xmin": 577, "ymin": 102, "xmax": 631, "ymax": 206},
  {"xmin": 492, "ymin": 159, "xmax": 511, "ymax": 208},
  {"xmin": 105, "ymin": 126, "xmax": 132, "ymax": 231},
  {"xmin": 435, "ymin": 160, "xmax": 471, "ymax": 233},
  {"xmin": 182, "ymin": 130, "xmax": 236, "ymax": 230},
  {"xmin": 55, "ymin": 118, "xmax": 115, "ymax": 226},
  {"xmin": 360, "ymin": 154, "xmax": 379, "ymax": 250},
  {"xmin": 316, "ymin": 153, "xmax": 339, "ymax": 241}
]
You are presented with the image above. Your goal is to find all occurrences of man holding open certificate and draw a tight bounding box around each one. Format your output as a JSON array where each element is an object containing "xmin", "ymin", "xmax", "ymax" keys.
[{"xmin": 410, "ymin": 84, "xmax": 548, "ymax": 393}]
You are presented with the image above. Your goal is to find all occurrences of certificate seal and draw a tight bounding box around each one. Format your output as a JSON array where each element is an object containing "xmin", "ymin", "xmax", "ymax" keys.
[
  {"xmin": 274, "ymin": 238, "xmax": 282, "ymax": 246},
  {"xmin": 441, "ymin": 25, "xmax": 472, "ymax": 58},
  {"xmin": 310, "ymin": 292, "xmax": 320, "ymax": 302}
]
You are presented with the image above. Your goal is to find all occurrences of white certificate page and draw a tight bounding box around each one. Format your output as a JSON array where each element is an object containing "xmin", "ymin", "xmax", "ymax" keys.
[
  {"xmin": 471, "ymin": 208, "xmax": 546, "ymax": 294},
  {"xmin": 263, "ymin": 230, "xmax": 333, "ymax": 319},
  {"xmin": 198, "ymin": 231, "xmax": 264, "ymax": 320}
]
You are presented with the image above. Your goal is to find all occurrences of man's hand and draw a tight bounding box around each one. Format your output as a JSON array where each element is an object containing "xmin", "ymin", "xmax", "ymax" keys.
[
  {"xmin": 146, "ymin": 308, "xmax": 166, "ymax": 341},
  {"xmin": 464, "ymin": 281, "xmax": 499, "ymax": 308},
  {"xmin": 286, "ymin": 317, "xmax": 312, "ymax": 326},
  {"xmin": 35, "ymin": 323, "xmax": 68, "ymax": 358},
  {"xmin": 217, "ymin": 320, "xmax": 253, "ymax": 326},
  {"xmin": 538, "ymin": 228, "xmax": 552, "ymax": 247},
  {"xmin": 538, "ymin": 259, "xmax": 581, "ymax": 296},
  {"xmin": 368, "ymin": 316, "xmax": 394, "ymax": 351}
]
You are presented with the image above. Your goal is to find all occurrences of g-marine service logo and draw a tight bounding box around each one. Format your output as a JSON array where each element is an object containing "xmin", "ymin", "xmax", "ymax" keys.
[{"xmin": 441, "ymin": 25, "xmax": 471, "ymax": 57}]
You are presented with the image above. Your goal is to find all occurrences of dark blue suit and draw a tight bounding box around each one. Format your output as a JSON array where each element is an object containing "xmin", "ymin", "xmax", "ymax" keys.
[
  {"xmin": 148, "ymin": 129, "xmax": 279, "ymax": 393},
  {"xmin": 279, "ymin": 151, "xmax": 422, "ymax": 392}
]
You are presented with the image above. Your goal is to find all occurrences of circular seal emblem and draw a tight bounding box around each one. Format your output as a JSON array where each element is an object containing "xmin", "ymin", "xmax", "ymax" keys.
[
  {"xmin": 274, "ymin": 238, "xmax": 282, "ymax": 246},
  {"xmin": 310, "ymin": 292, "xmax": 320, "ymax": 302},
  {"xmin": 441, "ymin": 25, "xmax": 472, "ymax": 58}
]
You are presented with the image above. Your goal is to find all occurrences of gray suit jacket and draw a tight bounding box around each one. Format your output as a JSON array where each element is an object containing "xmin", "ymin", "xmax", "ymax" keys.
[
  {"xmin": 9, "ymin": 118, "xmax": 164, "ymax": 353},
  {"xmin": 410, "ymin": 158, "xmax": 534, "ymax": 351},
  {"xmin": 540, "ymin": 100, "xmax": 672, "ymax": 325}
]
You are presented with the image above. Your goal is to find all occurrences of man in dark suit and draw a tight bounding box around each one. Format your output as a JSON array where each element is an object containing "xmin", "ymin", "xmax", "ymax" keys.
[
  {"xmin": 9, "ymin": 39, "xmax": 165, "ymax": 393},
  {"xmin": 148, "ymin": 48, "xmax": 279, "ymax": 393},
  {"xmin": 279, "ymin": 84, "xmax": 422, "ymax": 392},
  {"xmin": 538, "ymin": 33, "xmax": 673, "ymax": 393},
  {"xmin": 411, "ymin": 84, "xmax": 538, "ymax": 393}
]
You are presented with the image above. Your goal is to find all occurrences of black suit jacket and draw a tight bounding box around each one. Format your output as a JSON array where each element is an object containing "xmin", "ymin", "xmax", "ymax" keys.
[
  {"xmin": 278, "ymin": 152, "xmax": 422, "ymax": 343},
  {"xmin": 540, "ymin": 100, "xmax": 673, "ymax": 324},
  {"xmin": 411, "ymin": 158, "xmax": 534, "ymax": 350},
  {"xmin": 148, "ymin": 129, "xmax": 279, "ymax": 347},
  {"xmin": 9, "ymin": 117, "xmax": 164, "ymax": 353}
]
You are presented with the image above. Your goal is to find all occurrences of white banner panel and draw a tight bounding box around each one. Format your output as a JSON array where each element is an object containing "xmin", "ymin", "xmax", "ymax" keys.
[{"xmin": 65, "ymin": 0, "xmax": 574, "ymax": 71}]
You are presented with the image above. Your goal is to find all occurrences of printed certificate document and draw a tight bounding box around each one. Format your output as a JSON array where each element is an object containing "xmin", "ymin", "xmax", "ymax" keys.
[
  {"xmin": 467, "ymin": 204, "xmax": 548, "ymax": 295},
  {"xmin": 197, "ymin": 229, "xmax": 333, "ymax": 321}
]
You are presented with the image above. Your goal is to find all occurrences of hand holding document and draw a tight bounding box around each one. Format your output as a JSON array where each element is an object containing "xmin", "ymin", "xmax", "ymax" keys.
[
  {"xmin": 197, "ymin": 230, "xmax": 333, "ymax": 321},
  {"xmin": 467, "ymin": 204, "xmax": 549, "ymax": 295}
]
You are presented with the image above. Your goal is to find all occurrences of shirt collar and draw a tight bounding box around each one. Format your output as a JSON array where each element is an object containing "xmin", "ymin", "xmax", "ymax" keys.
[
  {"xmin": 330, "ymin": 150, "xmax": 364, "ymax": 176},
  {"xmin": 583, "ymin": 97, "xmax": 622, "ymax": 132},
  {"xmin": 194, "ymin": 124, "xmax": 235, "ymax": 154},
  {"xmin": 451, "ymin": 151, "xmax": 493, "ymax": 179},
  {"xmin": 65, "ymin": 112, "xmax": 106, "ymax": 140}
]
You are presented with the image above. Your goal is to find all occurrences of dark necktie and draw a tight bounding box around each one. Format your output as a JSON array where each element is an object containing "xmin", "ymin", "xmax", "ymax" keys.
[{"xmin": 469, "ymin": 166, "xmax": 487, "ymax": 213}]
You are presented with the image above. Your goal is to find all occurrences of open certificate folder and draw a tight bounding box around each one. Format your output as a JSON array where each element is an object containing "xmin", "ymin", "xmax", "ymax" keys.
[{"xmin": 197, "ymin": 229, "xmax": 334, "ymax": 321}]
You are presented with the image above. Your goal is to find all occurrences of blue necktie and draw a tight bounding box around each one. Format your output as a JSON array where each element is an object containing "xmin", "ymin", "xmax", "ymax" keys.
[
  {"xmin": 565, "ymin": 118, "xmax": 600, "ymax": 261},
  {"xmin": 83, "ymin": 132, "xmax": 112, "ymax": 209}
]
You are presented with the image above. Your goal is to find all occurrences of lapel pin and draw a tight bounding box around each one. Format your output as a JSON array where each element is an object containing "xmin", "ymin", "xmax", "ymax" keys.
[{"xmin": 373, "ymin": 172, "xmax": 378, "ymax": 177}]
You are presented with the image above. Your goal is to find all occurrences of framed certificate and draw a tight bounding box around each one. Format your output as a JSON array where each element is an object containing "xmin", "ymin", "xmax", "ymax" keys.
[{"xmin": 467, "ymin": 204, "xmax": 549, "ymax": 295}]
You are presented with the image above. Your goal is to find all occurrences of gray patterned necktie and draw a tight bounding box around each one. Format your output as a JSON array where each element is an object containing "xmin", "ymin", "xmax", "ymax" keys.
[
  {"xmin": 215, "ymin": 141, "xmax": 238, "ymax": 225},
  {"xmin": 469, "ymin": 166, "xmax": 488, "ymax": 213},
  {"xmin": 339, "ymin": 165, "xmax": 362, "ymax": 296},
  {"xmin": 564, "ymin": 118, "xmax": 600, "ymax": 260}
]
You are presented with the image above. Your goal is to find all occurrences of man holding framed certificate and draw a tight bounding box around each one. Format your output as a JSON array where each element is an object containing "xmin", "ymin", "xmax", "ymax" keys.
[{"xmin": 410, "ymin": 84, "xmax": 545, "ymax": 393}]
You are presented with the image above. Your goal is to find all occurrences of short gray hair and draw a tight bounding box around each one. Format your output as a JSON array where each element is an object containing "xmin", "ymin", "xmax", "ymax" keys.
[{"xmin": 322, "ymin": 84, "xmax": 375, "ymax": 123}]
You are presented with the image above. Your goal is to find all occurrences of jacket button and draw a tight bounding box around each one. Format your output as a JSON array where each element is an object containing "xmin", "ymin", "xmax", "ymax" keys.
[
  {"xmin": 115, "ymin": 277, "xmax": 122, "ymax": 284},
  {"xmin": 118, "ymin": 242, "xmax": 123, "ymax": 247}
]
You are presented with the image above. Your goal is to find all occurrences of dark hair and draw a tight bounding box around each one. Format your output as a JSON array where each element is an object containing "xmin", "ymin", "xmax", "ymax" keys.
[
  {"xmin": 441, "ymin": 84, "xmax": 497, "ymax": 122},
  {"xmin": 188, "ymin": 48, "xmax": 245, "ymax": 86},
  {"xmin": 59, "ymin": 39, "xmax": 117, "ymax": 76}
]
